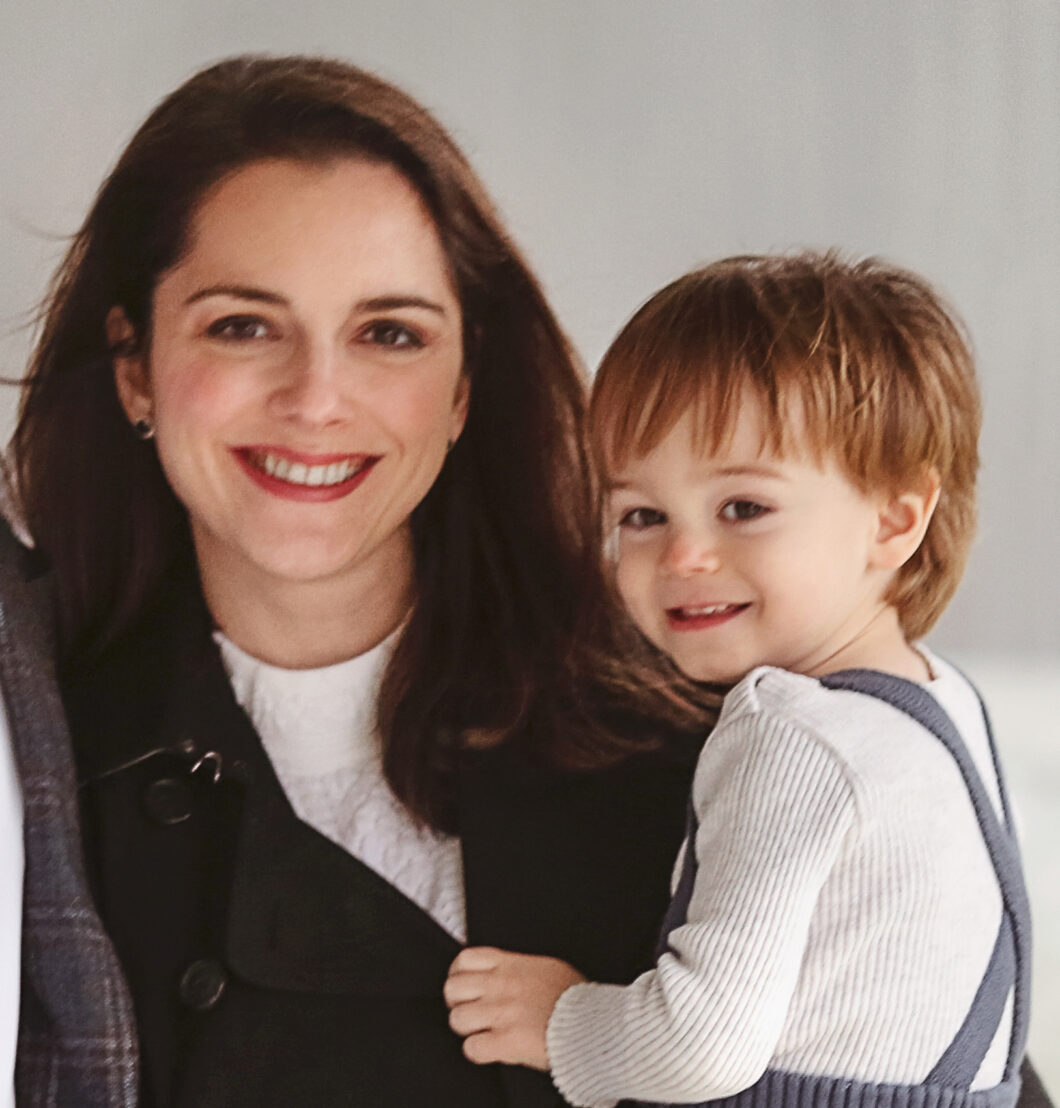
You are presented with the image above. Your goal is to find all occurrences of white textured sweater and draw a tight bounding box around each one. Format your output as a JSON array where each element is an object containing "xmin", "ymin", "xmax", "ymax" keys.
[
  {"xmin": 216, "ymin": 632, "xmax": 466, "ymax": 943},
  {"xmin": 547, "ymin": 654, "xmax": 1012, "ymax": 1108}
]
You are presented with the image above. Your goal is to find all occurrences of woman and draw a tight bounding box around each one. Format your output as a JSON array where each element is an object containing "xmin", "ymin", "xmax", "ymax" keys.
[{"xmin": 13, "ymin": 55, "xmax": 708, "ymax": 1107}]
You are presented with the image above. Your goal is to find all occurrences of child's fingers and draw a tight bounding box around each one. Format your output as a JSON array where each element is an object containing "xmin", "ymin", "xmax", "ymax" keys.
[
  {"xmin": 444, "ymin": 947, "xmax": 571, "ymax": 1072},
  {"xmin": 443, "ymin": 970, "xmax": 491, "ymax": 1008},
  {"xmin": 461, "ymin": 1024, "xmax": 549, "ymax": 1070},
  {"xmin": 447, "ymin": 998, "xmax": 503, "ymax": 1037},
  {"xmin": 462, "ymin": 1029, "xmax": 508, "ymax": 1066},
  {"xmin": 449, "ymin": 946, "xmax": 504, "ymax": 975}
]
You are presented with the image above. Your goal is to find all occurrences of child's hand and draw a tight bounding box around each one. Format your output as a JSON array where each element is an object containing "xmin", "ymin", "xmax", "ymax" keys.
[{"xmin": 444, "ymin": 946, "xmax": 587, "ymax": 1071}]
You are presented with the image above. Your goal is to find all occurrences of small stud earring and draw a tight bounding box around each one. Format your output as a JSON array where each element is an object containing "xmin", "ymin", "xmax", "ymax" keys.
[{"xmin": 133, "ymin": 418, "xmax": 155, "ymax": 441}]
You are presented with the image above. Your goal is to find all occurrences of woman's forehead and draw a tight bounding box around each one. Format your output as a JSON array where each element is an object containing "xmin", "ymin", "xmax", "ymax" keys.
[{"xmin": 158, "ymin": 158, "xmax": 459, "ymax": 315}]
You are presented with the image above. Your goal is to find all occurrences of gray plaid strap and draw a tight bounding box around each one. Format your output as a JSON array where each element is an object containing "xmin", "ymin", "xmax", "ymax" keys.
[{"xmin": 0, "ymin": 529, "xmax": 139, "ymax": 1107}]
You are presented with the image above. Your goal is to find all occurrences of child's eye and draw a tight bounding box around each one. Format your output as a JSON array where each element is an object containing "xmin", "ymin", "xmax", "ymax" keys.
[
  {"xmin": 617, "ymin": 506, "xmax": 667, "ymax": 530},
  {"xmin": 205, "ymin": 315, "xmax": 274, "ymax": 342},
  {"xmin": 360, "ymin": 320, "xmax": 425, "ymax": 349},
  {"xmin": 720, "ymin": 499, "xmax": 770, "ymax": 522}
]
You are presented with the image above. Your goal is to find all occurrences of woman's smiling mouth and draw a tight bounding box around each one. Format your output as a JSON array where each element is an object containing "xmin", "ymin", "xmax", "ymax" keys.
[{"xmin": 233, "ymin": 447, "xmax": 380, "ymax": 501}]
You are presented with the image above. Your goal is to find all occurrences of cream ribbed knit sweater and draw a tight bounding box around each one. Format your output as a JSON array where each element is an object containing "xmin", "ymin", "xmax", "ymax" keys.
[{"xmin": 547, "ymin": 653, "xmax": 1011, "ymax": 1108}]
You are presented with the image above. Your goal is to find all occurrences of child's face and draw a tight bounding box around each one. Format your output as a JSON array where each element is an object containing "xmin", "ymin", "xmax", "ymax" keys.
[{"xmin": 607, "ymin": 399, "xmax": 895, "ymax": 684}]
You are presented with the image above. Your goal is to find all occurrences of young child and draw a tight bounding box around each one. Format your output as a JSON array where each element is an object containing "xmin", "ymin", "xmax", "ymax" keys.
[{"xmin": 444, "ymin": 253, "xmax": 1030, "ymax": 1107}]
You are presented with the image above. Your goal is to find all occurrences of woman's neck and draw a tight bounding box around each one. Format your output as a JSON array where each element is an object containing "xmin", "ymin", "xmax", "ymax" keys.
[{"xmin": 195, "ymin": 540, "xmax": 414, "ymax": 670}]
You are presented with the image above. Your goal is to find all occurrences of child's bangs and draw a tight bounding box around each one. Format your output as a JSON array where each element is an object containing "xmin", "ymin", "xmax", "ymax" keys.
[
  {"xmin": 590, "ymin": 348, "xmax": 752, "ymax": 476},
  {"xmin": 591, "ymin": 354, "xmax": 843, "ymax": 479},
  {"xmin": 590, "ymin": 253, "xmax": 908, "ymax": 478}
]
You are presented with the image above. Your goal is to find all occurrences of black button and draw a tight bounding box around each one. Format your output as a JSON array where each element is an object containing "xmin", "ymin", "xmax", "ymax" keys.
[
  {"xmin": 178, "ymin": 959, "xmax": 227, "ymax": 1011},
  {"xmin": 142, "ymin": 777, "xmax": 193, "ymax": 825},
  {"xmin": 229, "ymin": 759, "xmax": 251, "ymax": 784}
]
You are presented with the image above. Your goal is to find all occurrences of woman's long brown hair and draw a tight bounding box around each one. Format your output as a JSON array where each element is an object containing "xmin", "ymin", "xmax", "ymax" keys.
[{"xmin": 14, "ymin": 55, "xmax": 715, "ymax": 830}]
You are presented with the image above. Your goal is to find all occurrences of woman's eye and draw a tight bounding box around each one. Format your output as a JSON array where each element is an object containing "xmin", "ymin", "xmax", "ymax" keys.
[
  {"xmin": 617, "ymin": 506, "xmax": 666, "ymax": 530},
  {"xmin": 361, "ymin": 320, "xmax": 424, "ymax": 349},
  {"xmin": 720, "ymin": 499, "xmax": 769, "ymax": 522},
  {"xmin": 205, "ymin": 315, "xmax": 273, "ymax": 342}
]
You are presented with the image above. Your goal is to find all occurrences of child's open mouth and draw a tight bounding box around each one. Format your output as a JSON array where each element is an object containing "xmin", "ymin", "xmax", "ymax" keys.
[{"xmin": 665, "ymin": 603, "xmax": 750, "ymax": 630}]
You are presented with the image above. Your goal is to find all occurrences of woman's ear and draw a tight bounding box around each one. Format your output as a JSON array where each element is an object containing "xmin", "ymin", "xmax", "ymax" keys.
[
  {"xmin": 870, "ymin": 469, "xmax": 942, "ymax": 571},
  {"xmin": 107, "ymin": 306, "xmax": 153, "ymax": 425}
]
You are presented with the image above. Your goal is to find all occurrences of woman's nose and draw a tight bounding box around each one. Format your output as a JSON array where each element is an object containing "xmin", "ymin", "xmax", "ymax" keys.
[
  {"xmin": 269, "ymin": 341, "xmax": 348, "ymax": 426},
  {"xmin": 661, "ymin": 530, "xmax": 722, "ymax": 576}
]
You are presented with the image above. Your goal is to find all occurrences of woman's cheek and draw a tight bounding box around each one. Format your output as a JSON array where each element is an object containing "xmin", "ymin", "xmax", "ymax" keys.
[
  {"xmin": 154, "ymin": 359, "xmax": 249, "ymax": 429},
  {"xmin": 401, "ymin": 372, "xmax": 465, "ymax": 427}
]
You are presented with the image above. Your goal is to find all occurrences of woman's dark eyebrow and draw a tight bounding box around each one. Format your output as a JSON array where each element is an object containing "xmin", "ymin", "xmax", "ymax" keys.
[
  {"xmin": 357, "ymin": 295, "xmax": 449, "ymax": 315},
  {"xmin": 184, "ymin": 285, "xmax": 286, "ymax": 307},
  {"xmin": 183, "ymin": 287, "xmax": 448, "ymax": 316}
]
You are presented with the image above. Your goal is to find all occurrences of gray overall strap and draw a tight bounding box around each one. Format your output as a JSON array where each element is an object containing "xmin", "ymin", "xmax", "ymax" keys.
[
  {"xmin": 821, "ymin": 670, "xmax": 1031, "ymax": 1086},
  {"xmin": 654, "ymin": 799, "xmax": 698, "ymax": 961},
  {"xmin": 926, "ymin": 914, "xmax": 1016, "ymax": 1086}
]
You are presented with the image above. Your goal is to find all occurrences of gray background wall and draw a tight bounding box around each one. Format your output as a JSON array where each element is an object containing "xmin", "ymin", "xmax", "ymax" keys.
[{"xmin": 3, "ymin": 0, "xmax": 1058, "ymax": 1092}]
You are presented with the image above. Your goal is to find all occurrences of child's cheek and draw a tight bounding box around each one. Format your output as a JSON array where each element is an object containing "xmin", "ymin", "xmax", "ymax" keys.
[{"xmin": 614, "ymin": 548, "xmax": 656, "ymax": 636}]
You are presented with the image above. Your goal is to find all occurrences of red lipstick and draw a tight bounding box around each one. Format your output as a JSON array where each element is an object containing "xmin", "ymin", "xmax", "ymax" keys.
[{"xmin": 232, "ymin": 446, "xmax": 379, "ymax": 503}]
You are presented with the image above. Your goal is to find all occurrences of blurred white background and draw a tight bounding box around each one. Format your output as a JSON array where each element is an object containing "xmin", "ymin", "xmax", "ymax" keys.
[{"xmin": 2, "ymin": 0, "xmax": 1057, "ymax": 1094}]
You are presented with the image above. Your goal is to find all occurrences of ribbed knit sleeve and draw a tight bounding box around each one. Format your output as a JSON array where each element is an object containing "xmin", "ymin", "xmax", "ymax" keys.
[{"xmin": 546, "ymin": 688, "xmax": 858, "ymax": 1108}]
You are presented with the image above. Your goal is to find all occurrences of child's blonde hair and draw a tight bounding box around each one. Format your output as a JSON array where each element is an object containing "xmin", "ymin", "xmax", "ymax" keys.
[{"xmin": 589, "ymin": 251, "xmax": 981, "ymax": 640}]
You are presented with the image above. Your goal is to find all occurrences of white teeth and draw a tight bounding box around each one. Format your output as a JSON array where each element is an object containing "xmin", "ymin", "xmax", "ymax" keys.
[
  {"xmin": 685, "ymin": 604, "xmax": 733, "ymax": 616},
  {"xmin": 253, "ymin": 452, "xmax": 365, "ymax": 487}
]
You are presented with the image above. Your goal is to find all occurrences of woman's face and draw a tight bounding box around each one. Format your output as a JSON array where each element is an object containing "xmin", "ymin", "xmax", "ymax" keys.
[{"xmin": 112, "ymin": 157, "xmax": 467, "ymax": 608}]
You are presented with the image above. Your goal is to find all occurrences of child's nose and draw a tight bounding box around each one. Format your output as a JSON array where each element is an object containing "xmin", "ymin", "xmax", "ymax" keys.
[{"xmin": 661, "ymin": 532, "xmax": 722, "ymax": 576}]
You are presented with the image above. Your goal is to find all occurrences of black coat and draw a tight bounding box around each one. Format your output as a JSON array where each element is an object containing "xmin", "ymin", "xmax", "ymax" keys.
[{"xmin": 64, "ymin": 574, "xmax": 698, "ymax": 1108}]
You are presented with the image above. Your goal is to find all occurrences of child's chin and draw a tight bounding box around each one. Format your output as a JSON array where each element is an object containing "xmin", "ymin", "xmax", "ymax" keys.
[{"xmin": 676, "ymin": 656, "xmax": 747, "ymax": 687}]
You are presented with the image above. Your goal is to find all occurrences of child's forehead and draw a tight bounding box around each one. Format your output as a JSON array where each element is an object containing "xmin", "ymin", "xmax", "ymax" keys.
[
  {"xmin": 627, "ymin": 389, "xmax": 820, "ymax": 465},
  {"xmin": 609, "ymin": 403, "xmax": 827, "ymax": 481}
]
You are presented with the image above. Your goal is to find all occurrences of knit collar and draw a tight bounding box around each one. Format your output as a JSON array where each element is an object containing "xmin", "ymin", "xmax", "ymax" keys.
[{"xmin": 214, "ymin": 629, "xmax": 397, "ymax": 777}]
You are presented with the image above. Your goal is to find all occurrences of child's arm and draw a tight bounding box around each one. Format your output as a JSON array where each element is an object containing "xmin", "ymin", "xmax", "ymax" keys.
[
  {"xmin": 448, "ymin": 707, "xmax": 858, "ymax": 1108},
  {"xmin": 444, "ymin": 946, "xmax": 586, "ymax": 1070}
]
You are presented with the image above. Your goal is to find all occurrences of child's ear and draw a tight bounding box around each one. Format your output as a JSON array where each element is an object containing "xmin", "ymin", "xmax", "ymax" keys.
[
  {"xmin": 107, "ymin": 306, "xmax": 153, "ymax": 426},
  {"xmin": 870, "ymin": 469, "xmax": 942, "ymax": 572}
]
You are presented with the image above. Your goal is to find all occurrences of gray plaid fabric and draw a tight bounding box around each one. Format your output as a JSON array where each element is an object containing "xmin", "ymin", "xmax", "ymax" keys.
[{"xmin": 0, "ymin": 523, "xmax": 137, "ymax": 1107}]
